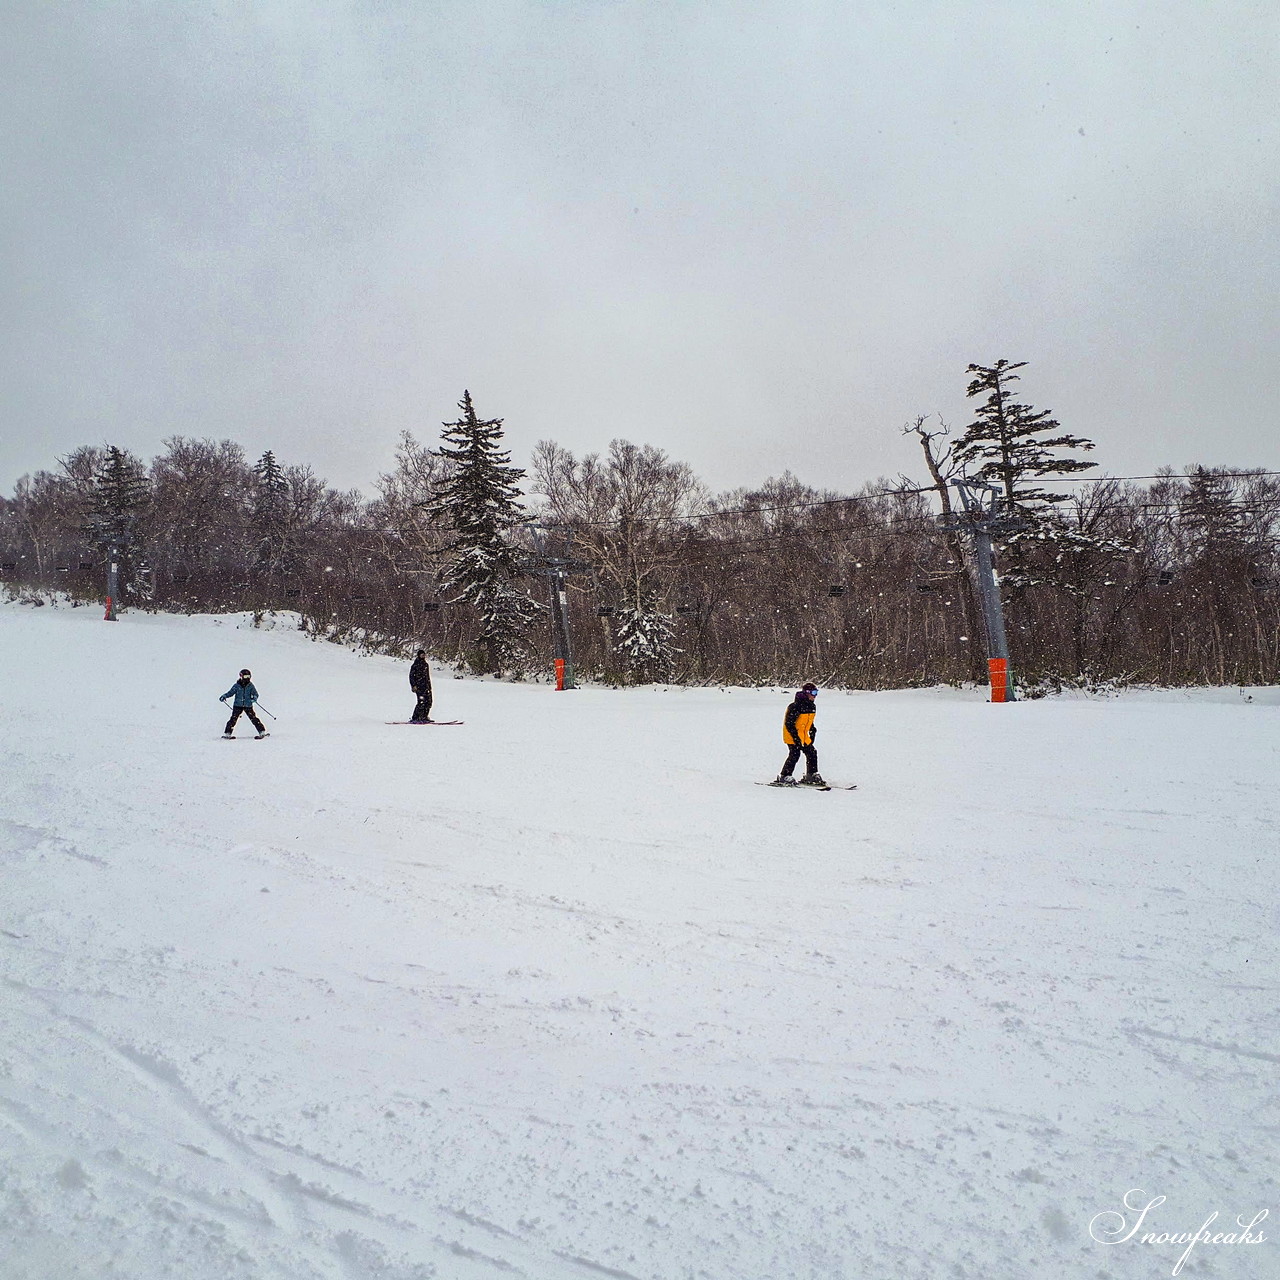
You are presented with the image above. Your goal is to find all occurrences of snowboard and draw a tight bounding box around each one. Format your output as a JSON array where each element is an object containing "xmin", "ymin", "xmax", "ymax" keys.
[{"xmin": 386, "ymin": 720, "xmax": 464, "ymax": 726}]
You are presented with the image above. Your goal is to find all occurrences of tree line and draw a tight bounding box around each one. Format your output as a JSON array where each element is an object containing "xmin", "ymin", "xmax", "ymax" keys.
[{"xmin": 3, "ymin": 367, "xmax": 1278, "ymax": 691}]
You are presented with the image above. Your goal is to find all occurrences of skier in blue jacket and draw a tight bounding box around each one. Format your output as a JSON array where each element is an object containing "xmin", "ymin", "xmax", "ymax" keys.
[{"xmin": 220, "ymin": 669, "xmax": 268, "ymax": 738}]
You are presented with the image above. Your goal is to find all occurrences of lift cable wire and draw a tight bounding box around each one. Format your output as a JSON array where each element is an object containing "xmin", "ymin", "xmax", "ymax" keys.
[{"xmin": 527, "ymin": 469, "xmax": 1280, "ymax": 534}]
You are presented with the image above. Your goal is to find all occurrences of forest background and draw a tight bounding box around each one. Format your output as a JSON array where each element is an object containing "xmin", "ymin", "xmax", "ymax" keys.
[{"xmin": 3, "ymin": 362, "xmax": 1277, "ymax": 694}]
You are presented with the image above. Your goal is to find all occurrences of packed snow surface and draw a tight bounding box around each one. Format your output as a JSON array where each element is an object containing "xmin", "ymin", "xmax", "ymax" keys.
[{"xmin": 1, "ymin": 601, "xmax": 1277, "ymax": 1279}]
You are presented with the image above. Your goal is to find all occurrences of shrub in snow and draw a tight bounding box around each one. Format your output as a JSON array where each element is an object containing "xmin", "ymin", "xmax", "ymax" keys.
[{"xmin": 613, "ymin": 604, "xmax": 680, "ymax": 684}]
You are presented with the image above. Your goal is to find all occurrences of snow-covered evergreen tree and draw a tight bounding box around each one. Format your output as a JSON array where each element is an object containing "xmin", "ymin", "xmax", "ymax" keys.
[
  {"xmin": 613, "ymin": 602, "xmax": 680, "ymax": 683},
  {"xmin": 1178, "ymin": 466, "xmax": 1250, "ymax": 562},
  {"xmin": 89, "ymin": 446, "xmax": 149, "ymax": 555},
  {"xmin": 428, "ymin": 391, "xmax": 539, "ymax": 672},
  {"xmin": 251, "ymin": 450, "xmax": 289, "ymax": 573},
  {"xmin": 954, "ymin": 360, "xmax": 1104, "ymax": 594},
  {"xmin": 86, "ymin": 446, "xmax": 151, "ymax": 606},
  {"xmin": 953, "ymin": 360, "xmax": 1096, "ymax": 514},
  {"xmin": 253, "ymin": 450, "xmax": 287, "ymax": 515}
]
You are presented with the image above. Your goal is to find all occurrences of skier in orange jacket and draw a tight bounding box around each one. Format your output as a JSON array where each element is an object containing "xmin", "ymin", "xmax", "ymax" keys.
[{"xmin": 774, "ymin": 683, "xmax": 825, "ymax": 786}]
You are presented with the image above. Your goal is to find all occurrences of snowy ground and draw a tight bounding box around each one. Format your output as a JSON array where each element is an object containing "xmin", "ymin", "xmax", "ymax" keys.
[{"xmin": 1, "ymin": 600, "xmax": 1277, "ymax": 1280}]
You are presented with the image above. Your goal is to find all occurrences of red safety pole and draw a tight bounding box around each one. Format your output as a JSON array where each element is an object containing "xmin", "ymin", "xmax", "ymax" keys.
[
  {"xmin": 554, "ymin": 658, "xmax": 566, "ymax": 690},
  {"xmin": 988, "ymin": 657, "xmax": 1009, "ymax": 703}
]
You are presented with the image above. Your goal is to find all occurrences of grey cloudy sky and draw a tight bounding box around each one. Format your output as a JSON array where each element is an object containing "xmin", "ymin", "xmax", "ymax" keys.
[{"xmin": 2, "ymin": 0, "xmax": 1277, "ymax": 497}]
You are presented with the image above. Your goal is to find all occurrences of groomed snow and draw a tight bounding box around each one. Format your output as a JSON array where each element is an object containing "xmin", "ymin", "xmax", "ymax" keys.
[{"xmin": 1, "ymin": 600, "xmax": 1276, "ymax": 1279}]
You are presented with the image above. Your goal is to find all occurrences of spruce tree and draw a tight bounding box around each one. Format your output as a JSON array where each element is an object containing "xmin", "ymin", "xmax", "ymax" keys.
[
  {"xmin": 1178, "ymin": 466, "xmax": 1249, "ymax": 562},
  {"xmin": 89, "ymin": 446, "xmax": 149, "ymax": 555},
  {"xmin": 953, "ymin": 360, "xmax": 1096, "ymax": 513},
  {"xmin": 86, "ymin": 446, "xmax": 150, "ymax": 610},
  {"xmin": 950, "ymin": 362, "xmax": 1108, "ymax": 667},
  {"xmin": 253, "ymin": 450, "xmax": 287, "ymax": 515},
  {"xmin": 428, "ymin": 391, "xmax": 539, "ymax": 672},
  {"xmin": 251, "ymin": 450, "xmax": 290, "ymax": 573}
]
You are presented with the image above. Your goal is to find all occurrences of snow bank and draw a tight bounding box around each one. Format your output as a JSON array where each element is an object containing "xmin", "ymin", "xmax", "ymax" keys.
[{"xmin": 1, "ymin": 602, "xmax": 1275, "ymax": 1278}]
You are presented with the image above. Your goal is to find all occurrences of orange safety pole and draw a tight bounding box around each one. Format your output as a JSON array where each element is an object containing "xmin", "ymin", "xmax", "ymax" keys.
[
  {"xmin": 554, "ymin": 658, "xmax": 565, "ymax": 691},
  {"xmin": 988, "ymin": 657, "xmax": 1008, "ymax": 703}
]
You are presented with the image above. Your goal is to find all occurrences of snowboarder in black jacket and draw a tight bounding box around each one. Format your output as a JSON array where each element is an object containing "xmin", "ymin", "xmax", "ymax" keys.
[{"xmin": 409, "ymin": 650, "xmax": 433, "ymax": 723}]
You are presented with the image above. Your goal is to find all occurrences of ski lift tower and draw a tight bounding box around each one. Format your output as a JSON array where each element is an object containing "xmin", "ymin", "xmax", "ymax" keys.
[
  {"xmin": 522, "ymin": 526, "xmax": 590, "ymax": 690},
  {"xmin": 946, "ymin": 481, "xmax": 1024, "ymax": 702},
  {"xmin": 105, "ymin": 544, "xmax": 119, "ymax": 621}
]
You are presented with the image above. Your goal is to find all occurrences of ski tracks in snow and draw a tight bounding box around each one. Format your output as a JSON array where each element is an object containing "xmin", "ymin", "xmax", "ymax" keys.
[
  {"xmin": 4, "ymin": 606, "xmax": 1280, "ymax": 1278},
  {"xmin": 1, "ymin": 973, "xmax": 661, "ymax": 1279}
]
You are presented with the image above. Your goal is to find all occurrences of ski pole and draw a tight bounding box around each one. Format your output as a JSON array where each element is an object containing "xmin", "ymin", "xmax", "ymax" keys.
[{"xmin": 218, "ymin": 700, "xmax": 276, "ymax": 720}]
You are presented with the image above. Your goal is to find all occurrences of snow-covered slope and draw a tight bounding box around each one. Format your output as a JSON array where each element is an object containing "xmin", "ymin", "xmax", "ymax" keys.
[{"xmin": 2, "ymin": 601, "xmax": 1276, "ymax": 1279}]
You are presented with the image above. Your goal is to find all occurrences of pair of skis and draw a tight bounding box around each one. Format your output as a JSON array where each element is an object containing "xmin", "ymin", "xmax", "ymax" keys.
[
  {"xmin": 756, "ymin": 780, "xmax": 856, "ymax": 793},
  {"xmin": 385, "ymin": 720, "xmax": 464, "ymax": 726}
]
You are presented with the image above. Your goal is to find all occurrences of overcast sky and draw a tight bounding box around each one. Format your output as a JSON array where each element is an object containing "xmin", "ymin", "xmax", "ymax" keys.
[{"xmin": 2, "ymin": 0, "xmax": 1277, "ymax": 498}]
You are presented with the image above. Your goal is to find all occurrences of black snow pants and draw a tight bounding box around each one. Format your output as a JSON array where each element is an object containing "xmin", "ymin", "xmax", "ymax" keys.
[
  {"xmin": 781, "ymin": 743, "xmax": 818, "ymax": 778},
  {"xmin": 225, "ymin": 705, "xmax": 266, "ymax": 735},
  {"xmin": 411, "ymin": 691, "xmax": 433, "ymax": 723}
]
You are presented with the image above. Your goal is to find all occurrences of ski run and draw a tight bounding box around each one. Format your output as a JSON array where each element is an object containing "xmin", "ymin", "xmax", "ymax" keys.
[{"xmin": 2, "ymin": 600, "xmax": 1277, "ymax": 1279}]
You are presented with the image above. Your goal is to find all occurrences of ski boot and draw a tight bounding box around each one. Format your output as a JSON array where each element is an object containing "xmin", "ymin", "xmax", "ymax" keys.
[
  {"xmin": 222, "ymin": 733, "xmax": 234, "ymax": 739},
  {"xmin": 769, "ymin": 775, "xmax": 799, "ymax": 787},
  {"xmin": 798, "ymin": 772, "xmax": 827, "ymax": 787},
  {"xmin": 255, "ymin": 732, "xmax": 270, "ymax": 739}
]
